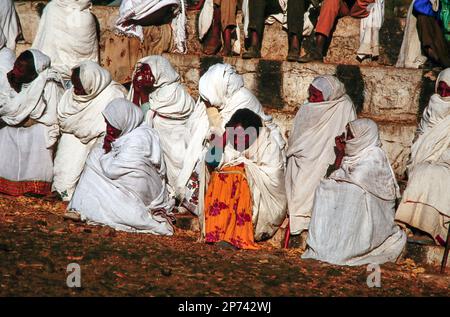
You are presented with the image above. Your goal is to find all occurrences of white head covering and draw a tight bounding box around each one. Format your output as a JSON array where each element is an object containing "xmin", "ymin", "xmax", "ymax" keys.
[
  {"xmin": 103, "ymin": 98, "xmax": 144, "ymax": 136},
  {"xmin": 138, "ymin": 55, "xmax": 179, "ymax": 88},
  {"xmin": 199, "ymin": 63, "xmax": 244, "ymax": 109},
  {"xmin": 331, "ymin": 118, "xmax": 399, "ymax": 200},
  {"xmin": 436, "ymin": 67, "xmax": 450, "ymax": 102},
  {"xmin": 311, "ymin": 75, "xmax": 346, "ymax": 102},
  {"xmin": 345, "ymin": 118, "xmax": 382, "ymax": 157},
  {"xmin": 73, "ymin": 61, "xmax": 112, "ymax": 102},
  {"xmin": 28, "ymin": 49, "xmax": 51, "ymax": 74}
]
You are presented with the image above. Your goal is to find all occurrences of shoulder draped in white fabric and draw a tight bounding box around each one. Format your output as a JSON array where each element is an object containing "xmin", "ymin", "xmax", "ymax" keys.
[
  {"xmin": 395, "ymin": 68, "xmax": 450, "ymax": 242},
  {"xmin": 53, "ymin": 61, "xmax": 127, "ymax": 200},
  {"xmin": 32, "ymin": 0, "xmax": 99, "ymax": 80},
  {"xmin": 302, "ymin": 118, "xmax": 406, "ymax": 266},
  {"xmin": 69, "ymin": 98, "xmax": 175, "ymax": 235},
  {"xmin": 285, "ymin": 75, "xmax": 356, "ymax": 235},
  {"xmin": 0, "ymin": 29, "xmax": 15, "ymax": 91}
]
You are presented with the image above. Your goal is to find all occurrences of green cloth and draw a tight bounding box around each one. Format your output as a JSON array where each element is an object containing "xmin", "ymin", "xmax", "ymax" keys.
[
  {"xmin": 141, "ymin": 102, "xmax": 152, "ymax": 118},
  {"xmin": 441, "ymin": 0, "xmax": 450, "ymax": 41}
]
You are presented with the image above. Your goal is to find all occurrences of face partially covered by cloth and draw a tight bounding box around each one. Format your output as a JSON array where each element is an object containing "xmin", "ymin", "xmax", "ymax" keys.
[
  {"xmin": 103, "ymin": 119, "xmax": 122, "ymax": 154},
  {"xmin": 7, "ymin": 50, "xmax": 38, "ymax": 92}
]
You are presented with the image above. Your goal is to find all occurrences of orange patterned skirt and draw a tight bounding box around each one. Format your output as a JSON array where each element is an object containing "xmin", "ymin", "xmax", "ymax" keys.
[{"xmin": 204, "ymin": 164, "xmax": 258, "ymax": 250}]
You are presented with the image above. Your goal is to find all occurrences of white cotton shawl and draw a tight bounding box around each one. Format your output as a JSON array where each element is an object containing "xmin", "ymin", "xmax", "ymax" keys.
[
  {"xmin": 285, "ymin": 75, "xmax": 356, "ymax": 235},
  {"xmin": 358, "ymin": 0, "xmax": 384, "ymax": 59},
  {"xmin": 0, "ymin": 0, "xmax": 22, "ymax": 51},
  {"xmin": 115, "ymin": 0, "xmax": 187, "ymax": 53},
  {"xmin": 176, "ymin": 63, "xmax": 284, "ymax": 198},
  {"xmin": 216, "ymin": 127, "xmax": 287, "ymax": 240},
  {"xmin": 331, "ymin": 118, "xmax": 400, "ymax": 201},
  {"xmin": 398, "ymin": 69, "xmax": 450, "ymax": 217},
  {"xmin": 0, "ymin": 30, "xmax": 15, "ymax": 91},
  {"xmin": 0, "ymin": 49, "xmax": 63, "ymax": 147},
  {"xmin": 396, "ymin": 0, "xmax": 427, "ymax": 68},
  {"xmin": 32, "ymin": 0, "xmax": 99, "ymax": 80},
  {"xmin": 58, "ymin": 61, "xmax": 126, "ymax": 144},
  {"xmin": 129, "ymin": 55, "xmax": 194, "ymax": 190},
  {"xmin": 302, "ymin": 118, "xmax": 405, "ymax": 266}
]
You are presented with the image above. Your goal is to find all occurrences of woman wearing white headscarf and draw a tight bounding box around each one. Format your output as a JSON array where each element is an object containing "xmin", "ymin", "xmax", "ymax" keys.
[
  {"xmin": 32, "ymin": 0, "xmax": 99, "ymax": 83},
  {"xmin": 0, "ymin": 49, "xmax": 64, "ymax": 196},
  {"xmin": 176, "ymin": 62, "xmax": 285, "ymax": 214},
  {"xmin": 53, "ymin": 61, "xmax": 127, "ymax": 201},
  {"xmin": 68, "ymin": 98, "xmax": 175, "ymax": 235},
  {"xmin": 285, "ymin": 75, "xmax": 356, "ymax": 236},
  {"xmin": 0, "ymin": 0, "xmax": 22, "ymax": 51},
  {"xmin": 302, "ymin": 118, "xmax": 406, "ymax": 266},
  {"xmin": 0, "ymin": 29, "xmax": 15, "ymax": 91},
  {"xmin": 129, "ymin": 55, "xmax": 194, "ymax": 192},
  {"xmin": 395, "ymin": 68, "xmax": 450, "ymax": 245}
]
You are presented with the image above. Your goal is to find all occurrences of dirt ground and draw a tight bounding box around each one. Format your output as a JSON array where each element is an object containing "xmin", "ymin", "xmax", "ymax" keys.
[{"xmin": 0, "ymin": 195, "xmax": 448, "ymax": 297}]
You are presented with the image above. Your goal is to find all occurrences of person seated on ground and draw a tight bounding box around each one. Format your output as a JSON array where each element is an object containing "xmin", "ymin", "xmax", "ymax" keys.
[
  {"xmin": 32, "ymin": 0, "xmax": 99, "ymax": 86},
  {"xmin": 0, "ymin": 0, "xmax": 23, "ymax": 51},
  {"xmin": 285, "ymin": 75, "xmax": 356, "ymax": 240},
  {"xmin": 302, "ymin": 118, "xmax": 406, "ymax": 265},
  {"xmin": 202, "ymin": 108, "xmax": 287, "ymax": 249},
  {"xmin": 397, "ymin": 0, "xmax": 450, "ymax": 69},
  {"xmin": 242, "ymin": 0, "xmax": 311, "ymax": 61},
  {"xmin": 193, "ymin": 0, "xmax": 241, "ymax": 56},
  {"xmin": 395, "ymin": 68, "xmax": 450, "ymax": 246},
  {"xmin": 130, "ymin": 55, "xmax": 195, "ymax": 195},
  {"xmin": 300, "ymin": 0, "xmax": 376, "ymax": 62},
  {"xmin": 105, "ymin": 0, "xmax": 187, "ymax": 84},
  {"xmin": 66, "ymin": 98, "xmax": 175, "ymax": 235},
  {"xmin": 0, "ymin": 29, "xmax": 15, "ymax": 91},
  {"xmin": 176, "ymin": 63, "xmax": 285, "ymax": 215},
  {"xmin": 0, "ymin": 49, "xmax": 64, "ymax": 197},
  {"xmin": 53, "ymin": 61, "xmax": 127, "ymax": 202}
]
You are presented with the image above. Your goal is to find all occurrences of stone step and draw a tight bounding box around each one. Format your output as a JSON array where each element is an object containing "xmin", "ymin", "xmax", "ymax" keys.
[
  {"xmin": 401, "ymin": 242, "xmax": 449, "ymax": 269},
  {"xmin": 14, "ymin": 1, "xmax": 405, "ymax": 67}
]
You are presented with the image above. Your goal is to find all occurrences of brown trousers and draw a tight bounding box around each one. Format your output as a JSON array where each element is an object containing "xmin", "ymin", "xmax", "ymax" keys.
[
  {"xmin": 416, "ymin": 14, "xmax": 450, "ymax": 68},
  {"xmin": 213, "ymin": 0, "xmax": 240, "ymax": 31},
  {"xmin": 316, "ymin": 0, "xmax": 375, "ymax": 37}
]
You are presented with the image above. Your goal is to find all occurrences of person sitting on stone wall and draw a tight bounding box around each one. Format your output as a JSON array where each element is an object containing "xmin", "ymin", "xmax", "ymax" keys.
[
  {"xmin": 32, "ymin": 0, "xmax": 99, "ymax": 87},
  {"xmin": 299, "ymin": 0, "xmax": 378, "ymax": 62},
  {"xmin": 397, "ymin": 0, "xmax": 450, "ymax": 68},
  {"xmin": 192, "ymin": 0, "xmax": 242, "ymax": 56},
  {"xmin": 302, "ymin": 118, "xmax": 406, "ymax": 266},
  {"xmin": 0, "ymin": 49, "xmax": 64, "ymax": 197},
  {"xmin": 395, "ymin": 68, "xmax": 450, "ymax": 246},
  {"xmin": 242, "ymin": 0, "xmax": 313, "ymax": 61},
  {"xmin": 104, "ymin": 0, "xmax": 187, "ymax": 84},
  {"xmin": 285, "ymin": 75, "xmax": 356, "ymax": 242}
]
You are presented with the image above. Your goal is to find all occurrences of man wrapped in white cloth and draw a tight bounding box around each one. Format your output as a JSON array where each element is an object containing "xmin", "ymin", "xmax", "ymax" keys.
[
  {"xmin": 129, "ymin": 55, "xmax": 195, "ymax": 193},
  {"xmin": 116, "ymin": 0, "xmax": 187, "ymax": 54},
  {"xmin": 176, "ymin": 62, "xmax": 285, "ymax": 214},
  {"xmin": 0, "ymin": 0, "xmax": 23, "ymax": 51},
  {"xmin": 53, "ymin": 61, "xmax": 127, "ymax": 201},
  {"xmin": 32, "ymin": 0, "xmax": 99, "ymax": 83},
  {"xmin": 286, "ymin": 75, "xmax": 356, "ymax": 236},
  {"xmin": 68, "ymin": 98, "xmax": 175, "ymax": 235},
  {"xmin": 0, "ymin": 29, "xmax": 15, "ymax": 91},
  {"xmin": 357, "ymin": 0, "xmax": 384, "ymax": 61},
  {"xmin": 0, "ymin": 49, "xmax": 64, "ymax": 196},
  {"xmin": 395, "ymin": 68, "xmax": 450, "ymax": 246},
  {"xmin": 302, "ymin": 118, "xmax": 406, "ymax": 266}
]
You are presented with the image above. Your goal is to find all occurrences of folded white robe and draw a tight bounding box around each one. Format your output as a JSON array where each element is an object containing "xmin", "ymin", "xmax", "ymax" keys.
[
  {"xmin": 358, "ymin": 0, "xmax": 384, "ymax": 59},
  {"xmin": 0, "ymin": 0, "xmax": 22, "ymax": 51}
]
